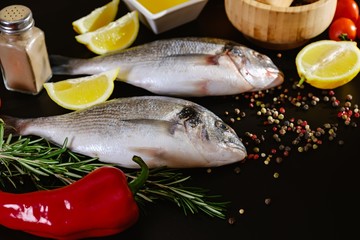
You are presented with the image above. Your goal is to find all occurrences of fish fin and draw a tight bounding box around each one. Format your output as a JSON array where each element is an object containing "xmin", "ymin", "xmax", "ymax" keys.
[
  {"xmin": 206, "ymin": 55, "xmax": 221, "ymax": 65},
  {"xmin": 165, "ymin": 54, "xmax": 220, "ymax": 66},
  {"xmin": 124, "ymin": 119, "xmax": 179, "ymax": 135},
  {"xmin": 192, "ymin": 54, "xmax": 221, "ymax": 65},
  {"xmin": 0, "ymin": 115, "xmax": 23, "ymax": 136},
  {"xmin": 128, "ymin": 147, "xmax": 170, "ymax": 168},
  {"xmin": 50, "ymin": 55, "xmax": 78, "ymax": 75},
  {"xmin": 130, "ymin": 147, "xmax": 165, "ymax": 158}
]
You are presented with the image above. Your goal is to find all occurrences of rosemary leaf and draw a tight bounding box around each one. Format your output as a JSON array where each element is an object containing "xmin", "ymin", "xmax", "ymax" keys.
[
  {"xmin": 62, "ymin": 171, "xmax": 83, "ymax": 179},
  {"xmin": 166, "ymin": 175, "xmax": 191, "ymax": 185},
  {"xmin": 170, "ymin": 188, "xmax": 198, "ymax": 199},
  {"xmin": 5, "ymin": 176, "xmax": 17, "ymax": 189},
  {"xmin": 12, "ymin": 164, "xmax": 26, "ymax": 175},
  {"xmin": 16, "ymin": 159, "xmax": 49, "ymax": 177},
  {"xmin": 38, "ymin": 166, "xmax": 58, "ymax": 176},
  {"xmin": 135, "ymin": 192, "xmax": 154, "ymax": 203}
]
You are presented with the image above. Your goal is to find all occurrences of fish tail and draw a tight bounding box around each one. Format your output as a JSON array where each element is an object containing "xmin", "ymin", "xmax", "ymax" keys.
[
  {"xmin": 0, "ymin": 115, "xmax": 23, "ymax": 136},
  {"xmin": 50, "ymin": 55, "xmax": 79, "ymax": 75}
]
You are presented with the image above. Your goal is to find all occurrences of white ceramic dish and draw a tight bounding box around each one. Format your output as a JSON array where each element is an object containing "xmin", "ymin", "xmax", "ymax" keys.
[{"xmin": 123, "ymin": 0, "xmax": 208, "ymax": 34}]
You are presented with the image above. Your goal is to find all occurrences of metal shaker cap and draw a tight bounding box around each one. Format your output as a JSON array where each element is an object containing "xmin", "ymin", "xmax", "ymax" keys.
[{"xmin": 0, "ymin": 5, "xmax": 34, "ymax": 34}]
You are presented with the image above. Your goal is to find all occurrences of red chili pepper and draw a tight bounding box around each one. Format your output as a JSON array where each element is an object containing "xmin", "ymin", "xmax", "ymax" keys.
[{"xmin": 0, "ymin": 156, "xmax": 149, "ymax": 239}]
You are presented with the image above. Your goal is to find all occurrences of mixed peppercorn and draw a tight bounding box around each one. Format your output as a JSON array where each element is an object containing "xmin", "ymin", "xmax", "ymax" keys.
[
  {"xmin": 220, "ymin": 71, "xmax": 359, "ymax": 223},
  {"xmin": 224, "ymin": 83, "xmax": 357, "ymax": 163}
]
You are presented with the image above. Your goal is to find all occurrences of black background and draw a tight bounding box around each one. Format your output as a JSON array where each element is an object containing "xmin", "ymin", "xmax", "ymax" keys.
[{"xmin": 0, "ymin": 0, "xmax": 359, "ymax": 239}]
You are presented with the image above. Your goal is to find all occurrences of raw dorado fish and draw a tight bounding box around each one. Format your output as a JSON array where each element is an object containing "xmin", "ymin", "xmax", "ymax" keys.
[
  {"xmin": 51, "ymin": 37, "xmax": 284, "ymax": 97},
  {"xmin": 1, "ymin": 96, "xmax": 247, "ymax": 168}
]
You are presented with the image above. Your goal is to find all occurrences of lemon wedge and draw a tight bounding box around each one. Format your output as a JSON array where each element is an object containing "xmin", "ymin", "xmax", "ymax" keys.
[
  {"xmin": 43, "ymin": 68, "xmax": 120, "ymax": 110},
  {"xmin": 75, "ymin": 11, "xmax": 139, "ymax": 55},
  {"xmin": 296, "ymin": 40, "xmax": 360, "ymax": 89},
  {"xmin": 72, "ymin": 0, "xmax": 120, "ymax": 34}
]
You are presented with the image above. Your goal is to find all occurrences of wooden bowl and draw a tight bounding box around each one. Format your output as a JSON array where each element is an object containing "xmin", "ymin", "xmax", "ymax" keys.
[{"xmin": 225, "ymin": 0, "xmax": 337, "ymax": 50}]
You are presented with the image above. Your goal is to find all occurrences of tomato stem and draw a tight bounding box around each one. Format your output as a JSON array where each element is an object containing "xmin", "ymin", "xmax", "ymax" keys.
[{"xmin": 338, "ymin": 33, "xmax": 350, "ymax": 41}]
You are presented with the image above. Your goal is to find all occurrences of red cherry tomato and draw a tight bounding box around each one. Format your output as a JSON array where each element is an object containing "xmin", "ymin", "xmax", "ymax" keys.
[
  {"xmin": 356, "ymin": 17, "xmax": 360, "ymax": 38},
  {"xmin": 334, "ymin": 0, "xmax": 359, "ymax": 23},
  {"xmin": 329, "ymin": 17, "xmax": 357, "ymax": 41}
]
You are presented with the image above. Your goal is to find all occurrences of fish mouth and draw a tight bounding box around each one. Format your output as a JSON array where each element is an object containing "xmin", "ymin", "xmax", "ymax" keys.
[
  {"xmin": 227, "ymin": 139, "xmax": 247, "ymax": 156},
  {"xmin": 265, "ymin": 69, "xmax": 284, "ymax": 89},
  {"xmin": 227, "ymin": 51, "xmax": 284, "ymax": 91},
  {"xmin": 245, "ymin": 68, "xmax": 285, "ymax": 91}
]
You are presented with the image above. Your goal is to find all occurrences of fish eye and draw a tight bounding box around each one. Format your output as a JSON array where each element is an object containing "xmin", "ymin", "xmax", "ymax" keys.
[
  {"xmin": 215, "ymin": 120, "xmax": 229, "ymax": 131},
  {"xmin": 230, "ymin": 48, "xmax": 244, "ymax": 57}
]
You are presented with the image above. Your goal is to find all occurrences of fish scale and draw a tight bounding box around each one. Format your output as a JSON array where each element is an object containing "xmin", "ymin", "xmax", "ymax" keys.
[
  {"xmin": 50, "ymin": 37, "xmax": 284, "ymax": 97},
  {"xmin": 2, "ymin": 96, "xmax": 247, "ymax": 168}
]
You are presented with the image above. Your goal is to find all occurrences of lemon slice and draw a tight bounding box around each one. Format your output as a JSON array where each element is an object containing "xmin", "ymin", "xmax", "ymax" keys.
[
  {"xmin": 75, "ymin": 11, "xmax": 139, "ymax": 55},
  {"xmin": 72, "ymin": 0, "xmax": 120, "ymax": 34},
  {"xmin": 43, "ymin": 68, "xmax": 120, "ymax": 110},
  {"xmin": 296, "ymin": 40, "xmax": 360, "ymax": 89}
]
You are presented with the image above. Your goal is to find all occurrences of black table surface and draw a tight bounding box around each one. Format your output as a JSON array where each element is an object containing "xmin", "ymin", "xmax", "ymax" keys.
[{"xmin": 0, "ymin": 0, "xmax": 359, "ymax": 239}]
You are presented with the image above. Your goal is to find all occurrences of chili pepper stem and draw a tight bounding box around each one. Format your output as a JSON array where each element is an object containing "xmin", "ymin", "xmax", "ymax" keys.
[{"xmin": 128, "ymin": 156, "xmax": 149, "ymax": 194}]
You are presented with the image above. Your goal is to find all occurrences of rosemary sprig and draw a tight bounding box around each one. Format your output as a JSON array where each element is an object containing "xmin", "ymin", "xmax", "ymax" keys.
[
  {"xmin": 0, "ymin": 120, "xmax": 107, "ymax": 189},
  {"xmin": 127, "ymin": 168, "xmax": 229, "ymax": 219},
  {"xmin": 0, "ymin": 120, "xmax": 228, "ymax": 218}
]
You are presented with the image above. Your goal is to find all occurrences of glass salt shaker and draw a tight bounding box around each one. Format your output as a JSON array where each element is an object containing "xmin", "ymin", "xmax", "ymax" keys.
[{"xmin": 0, "ymin": 5, "xmax": 52, "ymax": 95}]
